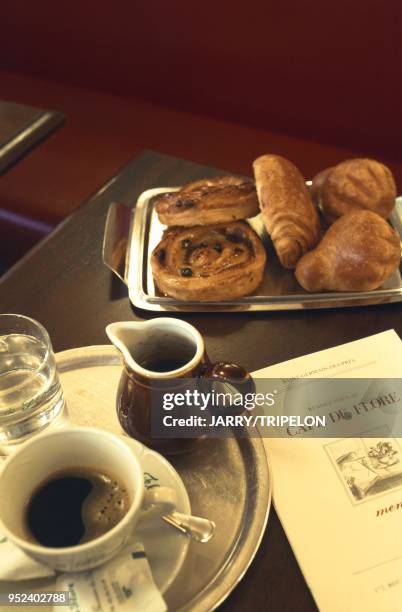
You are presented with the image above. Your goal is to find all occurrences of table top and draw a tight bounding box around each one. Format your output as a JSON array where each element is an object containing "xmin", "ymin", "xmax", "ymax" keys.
[
  {"xmin": 0, "ymin": 100, "xmax": 64, "ymax": 175},
  {"xmin": 2, "ymin": 149, "xmax": 402, "ymax": 610}
]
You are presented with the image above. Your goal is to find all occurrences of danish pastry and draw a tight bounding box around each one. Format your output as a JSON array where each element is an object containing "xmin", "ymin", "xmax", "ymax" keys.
[
  {"xmin": 151, "ymin": 221, "xmax": 266, "ymax": 301},
  {"xmin": 155, "ymin": 176, "xmax": 259, "ymax": 226}
]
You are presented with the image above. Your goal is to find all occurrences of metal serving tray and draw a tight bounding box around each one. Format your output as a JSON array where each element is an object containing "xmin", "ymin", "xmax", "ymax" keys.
[
  {"xmin": 1, "ymin": 346, "xmax": 271, "ymax": 611},
  {"xmin": 103, "ymin": 187, "xmax": 402, "ymax": 312}
]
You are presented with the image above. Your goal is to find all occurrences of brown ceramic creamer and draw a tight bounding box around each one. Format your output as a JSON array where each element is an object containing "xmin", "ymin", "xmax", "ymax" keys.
[{"xmin": 106, "ymin": 318, "xmax": 254, "ymax": 455}]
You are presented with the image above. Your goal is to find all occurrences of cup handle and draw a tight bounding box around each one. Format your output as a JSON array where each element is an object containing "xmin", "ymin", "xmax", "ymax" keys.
[
  {"xmin": 140, "ymin": 486, "xmax": 177, "ymax": 521},
  {"xmin": 202, "ymin": 361, "xmax": 255, "ymax": 414},
  {"xmin": 203, "ymin": 362, "xmax": 255, "ymax": 394}
]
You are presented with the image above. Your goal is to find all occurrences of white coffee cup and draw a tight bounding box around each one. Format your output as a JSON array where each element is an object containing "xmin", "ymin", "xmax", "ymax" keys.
[{"xmin": 0, "ymin": 427, "xmax": 177, "ymax": 571}]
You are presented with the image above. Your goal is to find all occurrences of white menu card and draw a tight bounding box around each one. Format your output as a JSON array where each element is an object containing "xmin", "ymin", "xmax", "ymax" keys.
[{"xmin": 254, "ymin": 330, "xmax": 402, "ymax": 612}]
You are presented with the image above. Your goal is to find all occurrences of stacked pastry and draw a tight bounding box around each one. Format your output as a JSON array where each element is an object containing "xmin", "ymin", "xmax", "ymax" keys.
[
  {"xmin": 253, "ymin": 155, "xmax": 400, "ymax": 293},
  {"xmin": 151, "ymin": 177, "xmax": 266, "ymax": 300}
]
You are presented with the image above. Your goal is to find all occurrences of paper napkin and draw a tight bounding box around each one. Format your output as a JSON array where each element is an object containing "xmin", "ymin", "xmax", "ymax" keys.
[
  {"xmin": 0, "ymin": 532, "xmax": 167, "ymax": 612},
  {"xmin": 0, "ymin": 533, "xmax": 55, "ymax": 580}
]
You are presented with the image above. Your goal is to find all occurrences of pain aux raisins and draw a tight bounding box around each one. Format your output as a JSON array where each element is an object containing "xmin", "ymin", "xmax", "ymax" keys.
[
  {"xmin": 181, "ymin": 239, "xmax": 191, "ymax": 248},
  {"xmin": 214, "ymin": 243, "xmax": 223, "ymax": 253},
  {"xmin": 180, "ymin": 267, "xmax": 193, "ymax": 277}
]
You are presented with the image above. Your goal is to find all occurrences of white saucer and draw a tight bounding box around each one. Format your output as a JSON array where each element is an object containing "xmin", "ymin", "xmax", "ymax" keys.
[
  {"xmin": 0, "ymin": 436, "xmax": 190, "ymax": 609},
  {"xmin": 120, "ymin": 435, "xmax": 191, "ymax": 593}
]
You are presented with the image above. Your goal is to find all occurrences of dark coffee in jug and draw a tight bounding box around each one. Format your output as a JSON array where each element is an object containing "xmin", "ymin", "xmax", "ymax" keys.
[
  {"xmin": 140, "ymin": 357, "xmax": 189, "ymax": 372},
  {"xmin": 26, "ymin": 468, "xmax": 130, "ymax": 548}
]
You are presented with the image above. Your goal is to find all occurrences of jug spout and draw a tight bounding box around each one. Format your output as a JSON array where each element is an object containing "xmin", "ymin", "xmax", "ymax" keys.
[
  {"xmin": 106, "ymin": 321, "xmax": 146, "ymax": 373},
  {"xmin": 106, "ymin": 318, "xmax": 204, "ymax": 379}
]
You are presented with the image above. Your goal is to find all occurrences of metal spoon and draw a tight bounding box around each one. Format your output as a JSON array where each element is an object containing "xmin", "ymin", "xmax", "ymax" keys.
[{"xmin": 162, "ymin": 511, "xmax": 215, "ymax": 543}]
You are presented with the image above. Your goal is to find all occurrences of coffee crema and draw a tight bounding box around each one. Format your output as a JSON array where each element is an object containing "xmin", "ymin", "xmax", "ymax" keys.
[{"xmin": 25, "ymin": 468, "xmax": 130, "ymax": 548}]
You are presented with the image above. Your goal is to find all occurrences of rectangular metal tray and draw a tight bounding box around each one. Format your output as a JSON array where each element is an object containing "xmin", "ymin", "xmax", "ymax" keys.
[{"xmin": 103, "ymin": 187, "xmax": 402, "ymax": 312}]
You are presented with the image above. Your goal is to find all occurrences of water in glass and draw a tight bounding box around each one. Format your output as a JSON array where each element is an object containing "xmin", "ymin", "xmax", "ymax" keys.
[{"xmin": 0, "ymin": 316, "xmax": 65, "ymax": 448}]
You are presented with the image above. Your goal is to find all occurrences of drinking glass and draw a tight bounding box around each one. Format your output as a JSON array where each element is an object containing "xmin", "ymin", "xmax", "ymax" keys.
[{"xmin": 0, "ymin": 314, "xmax": 65, "ymax": 450}]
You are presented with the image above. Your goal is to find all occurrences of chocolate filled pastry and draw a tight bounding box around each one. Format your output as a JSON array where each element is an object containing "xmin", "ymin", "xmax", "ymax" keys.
[
  {"xmin": 312, "ymin": 158, "xmax": 397, "ymax": 222},
  {"xmin": 253, "ymin": 154, "xmax": 320, "ymax": 269},
  {"xmin": 151, "ymin": 221, "xmax": 266, "ymax": 301},
  {"xmin": 154, "ymin": 176, "xmax": 259, "ymax": 226},
  {"xmin": 295, "ymin": 211, "xmax": 401, "ymax": 292}
]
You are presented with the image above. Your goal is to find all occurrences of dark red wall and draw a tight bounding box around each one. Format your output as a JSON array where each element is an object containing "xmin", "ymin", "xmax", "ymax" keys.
[{"xmin": 1, "ymin": 0, "xmax": 401, "ymax": 159}]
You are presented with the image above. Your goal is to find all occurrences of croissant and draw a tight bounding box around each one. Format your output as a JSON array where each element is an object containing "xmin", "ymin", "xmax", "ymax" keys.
[
  {"xmin": 151, "ymin": 221, "xmax": 266, "ymax": 301},
  {"xmin": 154, "ymin": 176, "xmax": 259, "ymax": 226},
  {"xmin": 295, "ymin": 211, "xmax": 401, "ymax": 292},
  {"xmin": 253, "ymin": 154, "xmax": 320, "ymax": 269},
  {"xmin": 312, "ymin": 158, "xmax": 396, "ymax": 223}
]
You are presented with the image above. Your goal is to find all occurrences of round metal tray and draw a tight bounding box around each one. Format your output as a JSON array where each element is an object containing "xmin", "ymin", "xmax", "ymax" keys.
[{"xmin": 57, "ymin": 345, "xmax": 272, "ymax": 611}]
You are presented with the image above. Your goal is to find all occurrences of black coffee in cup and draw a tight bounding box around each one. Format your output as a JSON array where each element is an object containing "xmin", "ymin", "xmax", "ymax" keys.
[{"xmin": 25, "ymin": 468, "xmax": 130, "ymax": 548}]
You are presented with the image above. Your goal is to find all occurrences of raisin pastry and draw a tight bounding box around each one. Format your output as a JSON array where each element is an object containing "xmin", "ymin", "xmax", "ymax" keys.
[
  {"xmin": 151, "ymin": 221, "xmax": 266, "ymax": 301},
  {"xmin": 154, "ymin": 176, "xmax": 259, "ymax": 226}
]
